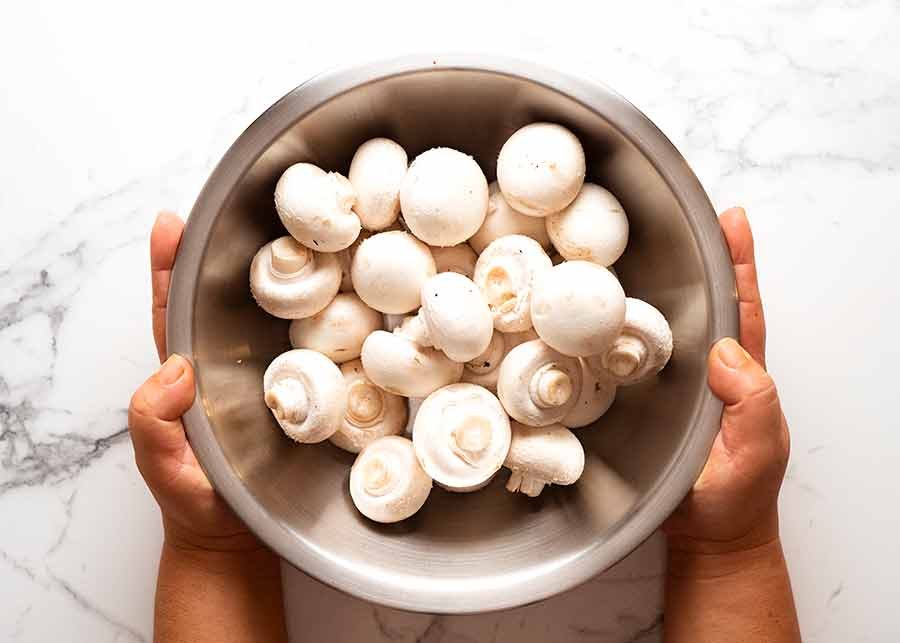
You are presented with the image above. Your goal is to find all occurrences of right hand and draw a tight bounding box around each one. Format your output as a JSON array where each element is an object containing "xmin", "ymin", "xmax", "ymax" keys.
[{"xmin": 664, "ymin": 207, "xmax": 791, "ymax": 554}]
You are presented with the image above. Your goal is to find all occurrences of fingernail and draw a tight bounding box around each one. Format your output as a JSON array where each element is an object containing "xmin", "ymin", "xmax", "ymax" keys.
[
  {"xmin": 717, "ymin": 338, "xmax": 749, "ymax": 369},
  {"xmin": 159, "ymin": 355, "xmax": 186, "ymax": 385}
]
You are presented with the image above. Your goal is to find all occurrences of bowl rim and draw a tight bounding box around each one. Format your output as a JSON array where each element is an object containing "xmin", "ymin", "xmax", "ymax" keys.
[{"xmin": 167, "ymin": 53, "xmax": 738, "ymax": 614}]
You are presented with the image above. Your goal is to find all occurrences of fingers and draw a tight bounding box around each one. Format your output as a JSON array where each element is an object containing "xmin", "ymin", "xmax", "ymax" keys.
[
  {"xmin": 151, "ymin": 212, "xmax": 185, "ymax": 363},
  {"xmin": 128, "ymin": 354, "xmax": 196, "ymax": 486},
  {"xmin": 719, "ymin": 207, "xmax": 766, "ymax": 368},
  {"xmin": 708, "ymin": 338, "xmax": 783, "ymax": 455}
]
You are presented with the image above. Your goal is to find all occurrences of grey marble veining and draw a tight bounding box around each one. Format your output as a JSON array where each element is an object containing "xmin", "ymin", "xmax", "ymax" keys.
[{"xmin": 2, "ymin": 1, "xmax": 900, "ymax": 641}]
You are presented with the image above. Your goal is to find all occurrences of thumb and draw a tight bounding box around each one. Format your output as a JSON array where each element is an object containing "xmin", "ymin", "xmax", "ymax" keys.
[
  {"xmin": 128, "ymin": 354, "xmax": 196, "ymax": 485},
  {"xmin": 708, "ymin": 338, "xmax": 783, "ymax": 454}
]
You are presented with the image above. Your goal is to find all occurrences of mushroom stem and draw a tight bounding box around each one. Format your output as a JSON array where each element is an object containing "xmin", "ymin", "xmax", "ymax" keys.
[
  {"xmin": 330, "ymin": 172, "xmax": 357, "ymax": 211},
  {"xmin": 506, "ymin": 471, "xmax": 546, "ymax": 497},
  {"xmin": 396, "ymin": 314, "xmax": 433, "ymax": 347},
  {"xmin": 605, "ymin": 335, "xmax": 647, "ymax": 379},
  {"xmin": 361, "ymin": 456, "xmax": 396, "ymax": 497},
  {"xmin": 270, "ymin": 237, "xmax": 310, "ymax": 276},
  {"xmin": 450, "ymin": 417, "xmax": 493, "ymax": 465},
  {"xmin": 264, "ymin": 378, "xmax": 309, "ymax": 424},
  {"xmin": 530, "ymin": 365, "xmax": 573, "ymax": 408},
  {"xmin": 346, "ymin": 380, "xmax": 385, "ymax": 427}
]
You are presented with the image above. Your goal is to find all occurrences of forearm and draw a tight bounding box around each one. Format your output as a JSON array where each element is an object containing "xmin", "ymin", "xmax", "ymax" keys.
[
  {"xmin": 155, "ymin": 539, "xmax": 288, "ymax": 643},
  {"xmin": 664, "ymin": 538, "xmax": 800, "ymax": 642}
]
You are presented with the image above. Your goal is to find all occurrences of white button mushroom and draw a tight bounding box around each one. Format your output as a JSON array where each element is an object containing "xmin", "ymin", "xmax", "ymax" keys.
[
  {"xmin": 546, "ymin": 183, "xmax": 629, "ymax": 267},
  {"xmin": 585, "ymin": 297, "xmax": 674, "ymax": 386},
  {"xmin": 468, "ymin": 182, "xmax": 551, "ymax": 254},
  {"xmin": 531, "ymin": 261, "xmax": 626, "ymax": 357},
  {"xmin": 461, "ymin": 328, "xmax": 538, "ymax": 392},
  {"xmin": 504, "ymin": 421, "xmax": 585, "ymax": 497},
  {"xmin": 460, "ymin": 330, "xmax": 506, "ymax": 392},
  {"xmin": 263, "ymin": 349, "xmax": 347, "ymax": 443},
  {"xmin": 360, "ymin": 330, "xmax": 462, "ymax": 398},
  {"xmin": 413, "ymin": 383, "xmax": 511, "ymax": 492},
  {"xmin": 288, "ymin": 293, "xmax": 382, "ymax": 364},
  {"xmin": 349, "ymin": 436, "xmax": 432, "ymax": 523},
  {"xmin": 429, "ymin": 243, "xmax": 478, "ymax": 278},
  {"xmin": 497, "ymin": 339, "xmax": 583, "ymax": 427},
  {"xmin": 496, "ymin": 123, "xmax": 586, "ymax": 217},
  {"xmin": 274, "ymin": 162, "xmax": 361, "ymax": 252},
  {"xmin": 473, "ymin": 235, "xmax": 553, "ymax": 332},
  {"xmin": 399, "ymin": 147, "xmax": 489, "ymax": 247},
  {"xmin": 330, "ymin": 360, "xmax": 408, "ymax": 454},
  {"xmin": 351, "ymin": 231, "xmax": 436, "ymax": 314},
  {"xmin": 396, "ymin": 272, "xmax": 493, "ymax": 363},
  {"xmin": 250, "ymin": 236, "xmax": 342, "ymax": 319},
  {"xmin": 348, "ymin": 138, "xmax": 408, "ymax": 231},
  {"xmin": 561, "ymin": 359, "xmax": 617, "ymax": 429}
]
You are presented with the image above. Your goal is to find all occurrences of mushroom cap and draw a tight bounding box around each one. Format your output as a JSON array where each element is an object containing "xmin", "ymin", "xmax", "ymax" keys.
[
  {"xmin": 473, "ymin": 234, "xmax": 553, "ymax": 332},
  {"xmin": 250, "ymin": 236, "xmax": 341, "ymax": 319},
  {"xmin": 469, "ymin": 182, "xmax": 552, "ymax": 254},
  {"xmin": 413, "ymin": 383, "xmax": 511, "ymax": 492},
  {"xmin": 504, "ymin": 421, "xmax": 585, "ymax": 486},
  {"xmin": 460, "ymin": 330, "xmax": 506, "ymax": 391},
  {"xmin": 496, "ymin": 123, "xmax": 586, "ymax": 217},
  {"xmin": 288, "ymin": 293, "xmax": 382, "ymax": 364},
  {"xmin": 330, "ymin": 360, "xmax": 408, "ymax": 453},
  {"xmin": 337, "ymin": 230, "xmax": 372, "ymax": 292},
  {"xmin": 348, "ymin": 138, "xmax": 408, "ymax": 231},
  {"xmin": 546, "ymin": 183, "xmax": 629, "ymax": 267},
  {"xmin": 360, "ymin": 330, "xmax": 462, "ymax": 398},
  {"xmin": 429, "ymin": 244, "xmax": 478, "ymax": 278},
  {"xmin": 461, "ymin": 328, "xmax": 538, "ymax": 392},
  {"xmin": 274, "ymin": 163, "xmax": 361, "ymax": 252},
  {"xmin": 561, "ymin": 358, "xmax": 617, "ymax": 428},
  {"xmin": 399, "ymin": 147, "xmax": 489, "ymax": 246},
  {"xmin": 263, "ymin": 349, "xmax": 348, "ymax": 443},
  {"xmin": 419, "ymin": 272, "xmax": 493, "ymax": 363},
  {"xmin": 586, "ymin": 297, "xmax": 674, "ymax": 385},
  {"xmin": 351, "ymin": 231, "xmax": 436, "ymax": 314},
  {"xmin": 531, "ymin": 261, "xmax": 626, "ymax": 357},
  {"xmin": 350, "ymin": 436, "xmax": 432, "ymax": 523},
  {"xmin": 497, "ymin": 339, "xmax": 583, "ymax": 426}
]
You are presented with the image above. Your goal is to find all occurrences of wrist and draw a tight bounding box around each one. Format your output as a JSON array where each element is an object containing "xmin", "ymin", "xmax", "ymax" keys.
[
  {"xmin": 667, "ymin": 535, "xmax": 785, "ymax": 580},
  {"xmin": 163, "ymin": 515, "xmax": 270, "ymax": 557},
  {"xmin": 666, "ymin": 508, "xmax": 783, "ymax": 579},
  {"xmin": 667, "ymin": 505, "xmax": 780, "ymax": 554},
  {"xmin": 161, "ymin": 536, "xmax": 281, "ymax": 578}
]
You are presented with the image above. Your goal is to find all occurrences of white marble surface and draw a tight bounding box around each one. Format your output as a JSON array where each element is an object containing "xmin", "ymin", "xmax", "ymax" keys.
[{"xmin": 2, "ymin": 1, "xmax": 899, "ymax": 641}]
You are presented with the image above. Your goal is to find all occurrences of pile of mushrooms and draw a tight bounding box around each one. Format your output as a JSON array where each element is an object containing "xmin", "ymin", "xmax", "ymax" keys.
[{"xmin": 249, "ymin": 124, "xmax": 673, "ymax": 523}]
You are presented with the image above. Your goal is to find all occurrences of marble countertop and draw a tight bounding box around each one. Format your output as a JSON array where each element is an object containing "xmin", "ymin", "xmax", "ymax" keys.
[{"xmin": 2, "ymin": 1, "xmax": 898, "ymax": 641}]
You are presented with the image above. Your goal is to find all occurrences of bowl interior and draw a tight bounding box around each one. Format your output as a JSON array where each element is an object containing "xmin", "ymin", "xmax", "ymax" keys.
[{"xmin": 185, "ymin": 64, "xmax": 728, "ymax": 611}]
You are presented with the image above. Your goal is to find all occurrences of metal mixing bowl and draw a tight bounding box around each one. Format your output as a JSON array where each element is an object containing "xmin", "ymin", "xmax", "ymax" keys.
[{"xmin": 167, "ymin": 54, "xmax": 738, "ymax": 613}]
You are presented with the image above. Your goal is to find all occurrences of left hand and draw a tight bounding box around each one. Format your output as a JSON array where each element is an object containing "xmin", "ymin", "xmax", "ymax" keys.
[{"xmin": 128, "ymin": 212, "xmax": 262, "ymax": 552}]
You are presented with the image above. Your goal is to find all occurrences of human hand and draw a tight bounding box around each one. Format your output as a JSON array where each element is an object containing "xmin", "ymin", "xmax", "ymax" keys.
[
  {"xmin": 128, "ymin": 212, "xmax": 260, "ymax": 553},
  {"xmin": 664, "ymin": 207, "xmax": 790, "ymax": 555}
]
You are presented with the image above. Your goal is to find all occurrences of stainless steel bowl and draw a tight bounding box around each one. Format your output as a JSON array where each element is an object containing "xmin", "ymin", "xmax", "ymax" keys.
[{"xmin": 167, "ymin": 54, "xmax": 738, "ymax": 613}]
